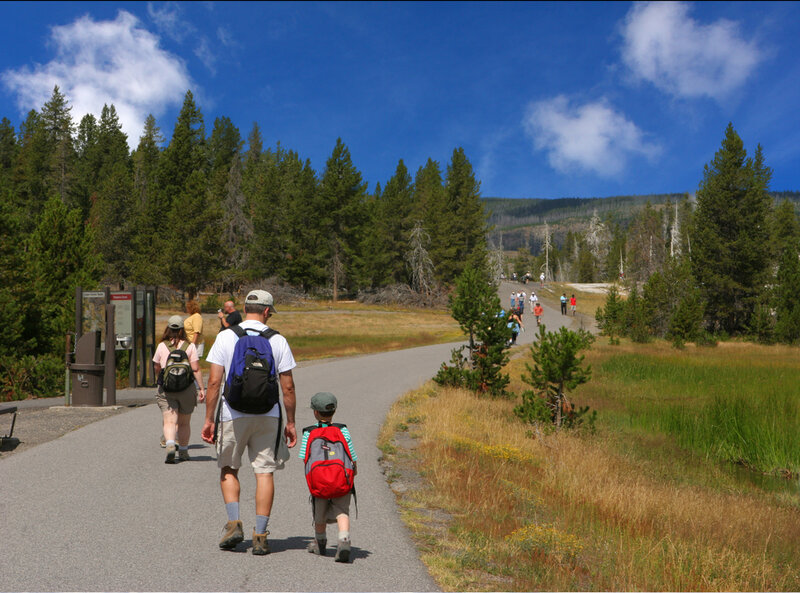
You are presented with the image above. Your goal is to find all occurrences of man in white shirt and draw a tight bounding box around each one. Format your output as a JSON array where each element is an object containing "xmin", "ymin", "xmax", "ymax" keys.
[{"xmin": 202, "ymin": 289, "xmax": 297, "ymax": 556}]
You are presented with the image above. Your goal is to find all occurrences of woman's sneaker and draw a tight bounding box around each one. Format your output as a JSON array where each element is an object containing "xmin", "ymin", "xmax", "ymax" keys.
[
  {"xmin": 334, "ymin": 538, "xmax": 351, "ymax": 563},
  {"xmin": 165, "ymin": 444, "xmax": 177, "ymax": 464}
]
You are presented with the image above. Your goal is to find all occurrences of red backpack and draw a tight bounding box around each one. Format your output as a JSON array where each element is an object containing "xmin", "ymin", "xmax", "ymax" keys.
[{"xmin": 302, "ymin": 423, "xmax": 355, "ymax": 499}]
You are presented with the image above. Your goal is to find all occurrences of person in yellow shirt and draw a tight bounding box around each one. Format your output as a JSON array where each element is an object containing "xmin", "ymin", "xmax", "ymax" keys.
[{"xmin": 184, "ymin": 300, "xmax": 205, "ymax": 358}]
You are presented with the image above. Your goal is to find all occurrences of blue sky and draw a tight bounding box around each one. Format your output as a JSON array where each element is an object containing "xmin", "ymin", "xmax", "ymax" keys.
[{"xmin": 1, "ymin": 1, "xmax": 798, "ymax": 199}]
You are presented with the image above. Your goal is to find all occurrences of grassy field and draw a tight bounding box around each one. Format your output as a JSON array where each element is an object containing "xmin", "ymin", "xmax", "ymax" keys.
[
  {"xmin": 157, "ymin": 302, "xmax": 462, "ymax": 364},
  {"xmin": 379, "ymin": 338, "xmax": 800, "ymax": 591}
]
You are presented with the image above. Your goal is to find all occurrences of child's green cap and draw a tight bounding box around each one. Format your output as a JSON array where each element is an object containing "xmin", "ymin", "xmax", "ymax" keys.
[{"xmin": 310, "ymin": 392, "xmax": 337, "ymax": 413}]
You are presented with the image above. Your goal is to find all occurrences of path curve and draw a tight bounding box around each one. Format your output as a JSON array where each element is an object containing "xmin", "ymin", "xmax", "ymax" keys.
[{"xmin": 0, "ymin": 286, "xmax": 575, "ymax": 592}]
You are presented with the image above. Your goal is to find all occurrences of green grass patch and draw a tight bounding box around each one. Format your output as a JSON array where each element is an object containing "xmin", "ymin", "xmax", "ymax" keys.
[{"xmin": 592, "ymin": 345, "xmax": 800, "ymax": 476}]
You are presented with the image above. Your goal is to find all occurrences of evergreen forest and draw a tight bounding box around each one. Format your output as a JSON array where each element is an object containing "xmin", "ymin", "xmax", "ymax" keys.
[
  {"xmin": 0, "ymin": 87, "xmax": 489, "ymax": 398},
  {"xmin": 2, "ymin": 86, "xmax": 799, "ymax": 400}
]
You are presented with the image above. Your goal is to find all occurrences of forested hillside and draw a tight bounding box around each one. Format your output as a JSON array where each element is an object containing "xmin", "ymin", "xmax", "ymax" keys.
[{"xmin": 483, "ymin": 191, "xmax": 800, "ymax": 252}]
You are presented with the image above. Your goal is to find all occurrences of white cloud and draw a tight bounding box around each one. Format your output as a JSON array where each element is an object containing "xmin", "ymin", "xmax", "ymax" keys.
[
  {"xmin": 620, "ymin": 1, "xmax": 762, "ymax": 100},
  {"xmin": 1, "ymin": 11, "xmax": 192, "ymax": 145},
  {"xmin": 523, "ymin": 96, "xmax": 661, "ymax": 177},
  {"xmin": 147, "ymin": 1, "xmax": 193, "ymax": 43}
]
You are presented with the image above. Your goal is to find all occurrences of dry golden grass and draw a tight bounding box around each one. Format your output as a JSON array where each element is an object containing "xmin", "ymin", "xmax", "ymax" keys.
[
  {"xmin": 379, "ymin": 380, "xmax": 800, "ymax": 591},
  {"xmin": 157, "ymin": 304, "xmax": 462, "ymax": 363}
]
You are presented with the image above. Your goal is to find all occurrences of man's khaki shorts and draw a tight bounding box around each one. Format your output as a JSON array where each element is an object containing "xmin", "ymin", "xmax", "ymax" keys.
[
  {"xmin": 156, "ymin": 386, "xmax": 197, "ymax": 415},
  {"xmin": 312, "ymin": 493, "xmax": 352, "ymax": 524},
  {"xmin": 216, "ymin": 416, "xmax": 279, "ymax": 474}
]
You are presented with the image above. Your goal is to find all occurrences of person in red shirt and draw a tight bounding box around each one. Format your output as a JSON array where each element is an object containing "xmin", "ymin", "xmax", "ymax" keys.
[
  {"xmin": 570, "ymin": 294, "xmax": 577, "ymax": 316},
  {"xmin": 533, "ymin": 302, "xmax": 544, "ymax": 325}
]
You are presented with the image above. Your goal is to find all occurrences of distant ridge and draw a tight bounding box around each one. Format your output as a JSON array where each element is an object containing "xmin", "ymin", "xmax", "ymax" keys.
[{"xmin": 482, "ymin": 191, "xmax": 800, "ymax": 251}]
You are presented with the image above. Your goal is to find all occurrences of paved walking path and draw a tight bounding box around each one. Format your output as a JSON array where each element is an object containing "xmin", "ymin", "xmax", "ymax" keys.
[{"xmin": 0, "ymin": 286, "xmax": 574, "ymax": 592}]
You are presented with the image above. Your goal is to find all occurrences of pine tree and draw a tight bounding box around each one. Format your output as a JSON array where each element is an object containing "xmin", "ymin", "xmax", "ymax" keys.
[
  {"xmin": 376, "ymin": 159, "xmax": 414, "ymax": 285},
  {"xmin": 130, "ymin": 115, "xmax": 165, "ymax": 285},
  {"xmin": 40, "ymin": 86, "xmax": 76, "ymax": 204},
  {"xmin": 219, "ymin": 155, "xmax": 253, "ymax": 292},
  {"xmin": 27, "ymin": 196, "xmax": 103, "ymax": 353},
  {"xmin": 692, "ymin": 124, "xmax": 773, "ymax": 335},
  {"xmin": 774, "ymin": 244, "xmax": 800, "ymax": 344},
  {"xmin": 444, "ymin": 147, "xmax": 488, "ymax": 281},
  {"xmin": 88, "ymin": 105, "xmax": 135, "ymax": 283},
  {"xmin": 0, "ymin": 117, "xmax": 18, "ymax": 185},
  {"xmin": 158, "ymin": 90, "xmax": 206, "ymax": 215},
  {"xmin": 435, "ymin": 267, "xmax": 510, "ymax": 398},
  {"xmin": 412, "ymin": 158, "xmax": 450, "ymax": 282},
  {"xmin": 318, "ymin": 138, "xmax": 368, "ymax": 300}
]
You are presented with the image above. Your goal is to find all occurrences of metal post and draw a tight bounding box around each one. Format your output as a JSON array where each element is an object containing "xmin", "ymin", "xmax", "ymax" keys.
[
  {"xmin": 105, "ymin": 296, "xmax": 116, "ymax": 406},
  {"xmin": 64, "ymin": 334, "xmax": 71, "ymax": 406},
  {"xmin": 129, "ymin": 288, "xmax": 137, "ymax": 388}
]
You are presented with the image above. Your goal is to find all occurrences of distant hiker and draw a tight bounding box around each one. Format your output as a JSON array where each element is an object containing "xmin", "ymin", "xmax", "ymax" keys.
[
  {"xmin": 529, "ymin": 292, "xmax": 537, "ymax": 307},
  {"xmin": 570, "ymin": 294, "xmax": 577, "ymax": 316},
  {"xmin": 184, "ymin": 300, "xmax": 205, "ymax": 358},
  {"xmin": 218, "ymin": 300, "xmax": 242, "ymax": 330},
  {"xmin": 539, "ymin": 272, "xmax": 545, "ymax": 287},
  {"xmin": 510, "ymin": 292, "xmax": 517, "ymax": 310},
  {"xmin": 533, "ymin": 302, "xmax": 544, "ymax": 325},
  {"xmin": 519, "ymin": 291, "xmax": 526, "ymax": 316},
  {"xmin": 300, "ymin": 392, "xmax": 358, "ymax": 563},
  {"xmin": 201, "ymin": 290, "xmax": 298, "ymax": 556},
  {"xmin": 153, "ymin": 315, "xmax": 205, "ymax": 464},
  {"xmin": 560, "ymin": 293, "xmax": 567, "ymax": 315},
  {"xmin": 507, "ymin": 310, "xmax": 523, "ymax": 345}
]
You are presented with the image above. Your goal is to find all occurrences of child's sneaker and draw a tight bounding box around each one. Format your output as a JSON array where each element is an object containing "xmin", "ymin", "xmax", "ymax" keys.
[
  {"xmin": 334, "ymin": 538, "xmax": 351, "ymax": 563},
  {"xmin": 307, "ymin": 538, "xmax": 327, "ymax": 556}
]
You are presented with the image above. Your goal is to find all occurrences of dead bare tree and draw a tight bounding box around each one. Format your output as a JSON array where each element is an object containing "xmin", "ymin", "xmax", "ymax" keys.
[{"xmin": 406, "ymin": 221, "xmax": 435, "ymax": 296}]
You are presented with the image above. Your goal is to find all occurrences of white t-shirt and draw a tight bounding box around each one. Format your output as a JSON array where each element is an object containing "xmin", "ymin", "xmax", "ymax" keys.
[{"xmin": 206, "ymin": 320, "xmax": 296, "ymax": 421}]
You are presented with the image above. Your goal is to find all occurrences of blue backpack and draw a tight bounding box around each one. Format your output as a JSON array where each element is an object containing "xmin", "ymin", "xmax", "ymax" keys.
[{"xmin": 223, "ymin": 325, "xmax": 280, "ymax": 414}]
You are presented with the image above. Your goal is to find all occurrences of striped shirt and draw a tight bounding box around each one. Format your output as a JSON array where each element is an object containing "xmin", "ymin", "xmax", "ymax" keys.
[{"xmin": 298, "ymin": 422, "xmax": 358, "ymax": 461}]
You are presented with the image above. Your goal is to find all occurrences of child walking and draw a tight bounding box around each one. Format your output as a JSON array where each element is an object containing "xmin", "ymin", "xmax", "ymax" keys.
[{"xmin": 299, "ymin": 392, "xmax": 358, "ymax": 563}]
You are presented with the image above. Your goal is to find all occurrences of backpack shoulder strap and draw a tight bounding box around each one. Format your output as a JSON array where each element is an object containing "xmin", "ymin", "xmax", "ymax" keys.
[
  {"xmin": 259, "ymin": 328, "xmax": 279, "ymax": 340},
  {"xmin": 179, "ymin": 341, "xmax": 190, "ymax": 352},
  {"xmin": 229, "ymin": 324, "xmax": 246, "ymax": 338}
]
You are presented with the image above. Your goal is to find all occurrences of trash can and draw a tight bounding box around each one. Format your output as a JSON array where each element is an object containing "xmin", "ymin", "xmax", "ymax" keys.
[
  {"xmin": 70, "ymin": 364, "xmax": 105, "ymax": 406},
  {"xmin": 69, "ymin": 331, "xmax": 105, "ymax": 406}
]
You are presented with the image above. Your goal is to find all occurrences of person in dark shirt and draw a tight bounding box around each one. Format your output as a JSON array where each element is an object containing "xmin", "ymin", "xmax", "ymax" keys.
[{"xmin": 218, "ymin": 300, "xmax": 242, "ymax": 330}]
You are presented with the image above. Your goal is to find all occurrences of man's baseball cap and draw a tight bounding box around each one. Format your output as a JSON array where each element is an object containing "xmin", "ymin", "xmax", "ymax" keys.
[
  {"xmin": 167, "ymin": 315, "xmax": 183, "ymax": 329},
  {"xmin": 310, "ymin": 392, "xmax": 337, "ymax": 414},
  {"xmin": 245, "ymin": 289, "xmax": 276, "ymax": 312}
]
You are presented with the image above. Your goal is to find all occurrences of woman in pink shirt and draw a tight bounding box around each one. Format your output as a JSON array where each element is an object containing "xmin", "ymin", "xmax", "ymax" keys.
[{"xmin": 153, "ymin": 315, "xmax": 205, "ymax": 463}]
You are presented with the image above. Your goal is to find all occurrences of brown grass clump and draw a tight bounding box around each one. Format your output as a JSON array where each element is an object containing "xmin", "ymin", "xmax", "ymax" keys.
[{"xmin": 379, "ymin": 381, "xmax": 800, "ymax": 591}]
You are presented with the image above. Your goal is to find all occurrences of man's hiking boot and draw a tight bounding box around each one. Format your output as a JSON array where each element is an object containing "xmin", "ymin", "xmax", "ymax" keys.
[
  {"xmin": 334, "ymin": 538, "xmax": 351, "ymax": 563},
  {"xmin": 219, "ymin": 520, "xmax": 244, "ymax": 550},
  {"xmin": 164, "ymin": 444, "xmax": 177, "ymax": 464},
  {"xmin": 178, "ymin": 449, "xmax": 190, "ymax": 462},
  {"xmin": 252, "ymin": 530, "xmax": 270, "ymax": 555},
  {"xmin": 307, "ymin": 538, "xmax": 327, "ymax": 556}
]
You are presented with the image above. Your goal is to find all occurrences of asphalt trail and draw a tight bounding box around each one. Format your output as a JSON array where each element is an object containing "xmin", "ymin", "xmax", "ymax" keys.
[{"xmin": 0, "ymin": 284, "xmax": 571, "ymax": 592}]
